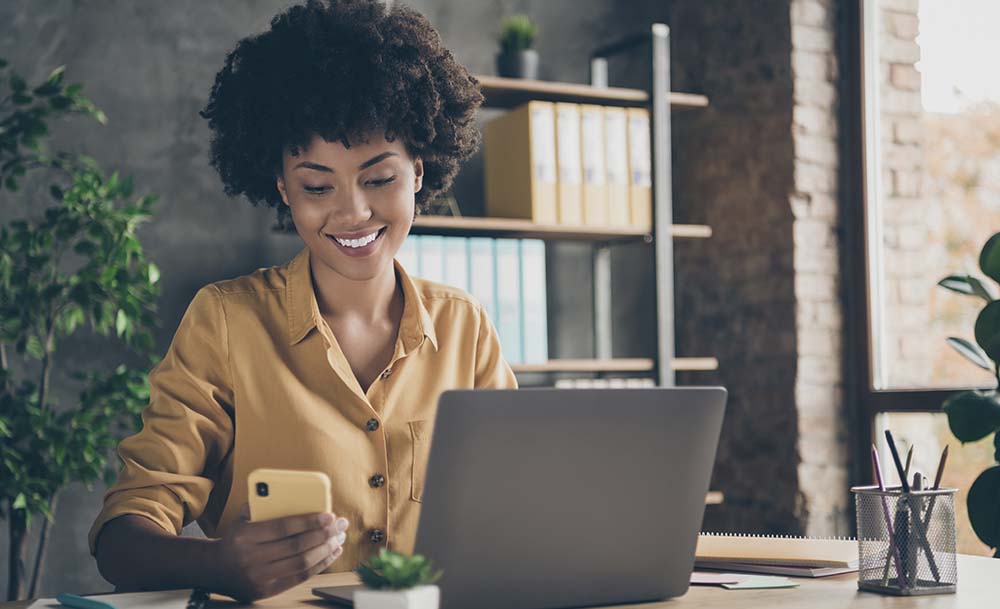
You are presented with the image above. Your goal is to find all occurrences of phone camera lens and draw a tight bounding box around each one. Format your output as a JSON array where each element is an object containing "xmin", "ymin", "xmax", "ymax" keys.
[{"xmin": 256, "ymin": 482, "xmax": 269, "ymax": 497}]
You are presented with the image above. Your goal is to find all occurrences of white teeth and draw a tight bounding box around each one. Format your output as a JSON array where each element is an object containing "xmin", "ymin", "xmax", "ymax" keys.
[{"xmin": 334, "ymin": 229, "xmax": 380, "ymax": 248}]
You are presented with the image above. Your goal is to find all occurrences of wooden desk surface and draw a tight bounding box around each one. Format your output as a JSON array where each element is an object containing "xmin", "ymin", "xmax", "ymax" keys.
[{"xmin": 6, "ymin": 555, "xmax": 996, "ymax": 609}]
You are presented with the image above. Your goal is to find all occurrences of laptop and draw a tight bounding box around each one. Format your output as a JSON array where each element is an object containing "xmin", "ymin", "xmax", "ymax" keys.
[{"xmin": 314, "ymin": 386, "xmax": 726, "ymax": 609}]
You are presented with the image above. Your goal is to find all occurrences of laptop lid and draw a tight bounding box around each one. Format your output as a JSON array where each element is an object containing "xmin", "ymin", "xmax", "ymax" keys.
[{"xmin": 414, "ymin": 386, "xmax": 727, "ymax": 609}]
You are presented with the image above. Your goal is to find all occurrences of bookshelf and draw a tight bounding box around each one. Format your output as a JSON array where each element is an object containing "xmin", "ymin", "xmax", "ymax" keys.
[{"xmin": 270, "ymin": 24, "xmax": 715, "ymax": 386}]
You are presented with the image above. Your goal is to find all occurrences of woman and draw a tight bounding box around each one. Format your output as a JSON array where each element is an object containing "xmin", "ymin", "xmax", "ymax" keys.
[{"xmin": 90, "ymin": 0, "xmax": 516, "ymax": 601}]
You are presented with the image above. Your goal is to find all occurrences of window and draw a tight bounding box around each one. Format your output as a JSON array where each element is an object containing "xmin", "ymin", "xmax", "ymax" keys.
[{"xmin": 850, "ymin": 0, "xmax": 999, "ymax": 556}]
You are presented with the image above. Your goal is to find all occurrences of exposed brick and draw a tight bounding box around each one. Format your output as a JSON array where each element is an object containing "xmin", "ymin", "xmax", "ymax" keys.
[
  {"xmin": 892, "ymin": 169, "xmax": 922, "ymax": 196},
  {"xmin": 885, "ymin": 144, "xmax": 923, "ymax": 169},
  {"xmin": 887, "ymin": 11, "xmax": 919, "ymax": 39},
  {"xmin": 792, "ymin": 50, "xmax": 835, "ymax": 82},
  {"xmin": 882, "ymin": 88, "xmax": 922, "ymax": 115},
  {"xmin": 791, "ymin": 0, "xmax": 830, "ymax": 28},
  {"xmin": 796, "ymin": 133, "xmax": 838, "ymax": 164},
  {"xmin": 890, "ymin": 63, "xmax": 921, "ymax": 91},
  {"xmin": 881, "ymin": 0, "xmax": 918, "ymax": 13},
  {"xmin": 796, "ymin": 272, "xmax": 837, "ymax": 301},
  {"xmin": 892, "ymin": 118, "xmax": 923, "ymax": 144},
  {"xmin": 794, "ymin": 80, "xmax": 837, "ymax": 109},
  {"xmin": 794, "ymin": 105, "xmax": 837, "ymax": 137},
  {"xmin": 880, "ymin": 36, "xmax": 921, "ymax": 64},
  {"xmin": 795, "ymin": 160, "xmax": 838, "ymax": 193},
  {"xmin": 792, "ymin": 24, "xmax": 833, "ymax": 53}
]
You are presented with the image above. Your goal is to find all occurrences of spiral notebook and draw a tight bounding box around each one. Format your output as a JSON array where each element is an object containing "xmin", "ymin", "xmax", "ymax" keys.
[{"xmin": 695, "ymin": 533, "xmax": 859, "ymax": 577}]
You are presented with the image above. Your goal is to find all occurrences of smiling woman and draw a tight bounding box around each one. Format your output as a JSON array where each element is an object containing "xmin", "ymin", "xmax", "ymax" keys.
[{"xmin": 87, "ymin": 0, "xmax": 517, "ymax": 603}]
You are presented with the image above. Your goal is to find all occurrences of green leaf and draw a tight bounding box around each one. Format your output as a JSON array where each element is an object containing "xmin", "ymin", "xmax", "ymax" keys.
[
  {"xmin": 115, "ymin": 309, "xmax": 128, "ymax": 337},
  {"xmin": 148, "ymin": 263, "xmax": 160, "ymax": 285},
  {"xmin": 981, "ymin": 232, "xmax": 1000, "ymax": 284},
  {"xmin": 943, "ymin": 390, "xmax": 1000, "ymax": 442},
  {"xmin": 12, "ymin": 493, "xmax": 26, "ymax": 510},
  {"xmin": 25, "ymin": 335, "xmax": 44, "ymax": 359},
  {"xmin": 946, "ymin": 337, "xmax": 994, "ymax": 371},
  {"xmin": 939, "ymin": 275, "xmax": 995, "ymax": 302},
  {"xmin": 967, "ymin": 465, "xmax": 1000, "ymax": 548},
  {"xmin": 975, "ymin": 301, "xmax": 1000, "ymax": 362}
]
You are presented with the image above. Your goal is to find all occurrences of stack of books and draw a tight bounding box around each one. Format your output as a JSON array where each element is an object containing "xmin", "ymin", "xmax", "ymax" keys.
[
  {"xmin": 483, "ymin": 101, "xmax": 652, "ymax": 231},
  {"xmin": 397, "ymin": 235, "xmax": 547, "ymax": 366}
]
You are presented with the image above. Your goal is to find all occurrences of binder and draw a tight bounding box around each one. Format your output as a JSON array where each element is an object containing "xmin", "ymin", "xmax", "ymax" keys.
[
  {"xmin": 519, "ymin": 239, "xmax": 548, "ymax": 364},
  {"xmin": 627, "ymin": 107, "xmax": 653, "ymax": 231},
  {"xmin": 580, "ymin": 104, "xmax": 609, "ymax": 226},
  {"xmin": 396, "ymin": 234, "xmax": 420, "ymax": 276},
  {"xmin": 603, "ymin": 106, "xmax": 631, "ymax": 227},
  {"xmin": 494, "ymin": 239, "xmax": 523, "ymax": 364},
  {"xmin": 442, "ymin": 237, "xmax": 470, "ymax": 292},
  {"xmin": 417, "ymin": 235, "xmax": 445, "ymax": 283},
  {"xmin": 468, "ymin": 237, "xmax": 498, "ymax": 323},
  {"xmin": 484, "ymin": 101, "xmax": 558, "ymax": 224},
  {"xmin": 554, "ymin": 102, "xmax": 584, "ymax": 225}
]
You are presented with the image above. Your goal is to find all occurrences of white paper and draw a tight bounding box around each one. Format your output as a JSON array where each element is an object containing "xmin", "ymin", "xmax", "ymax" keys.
[{"xmin": 28, "ymin": 589, "xmax": 193, "ymax": 609}]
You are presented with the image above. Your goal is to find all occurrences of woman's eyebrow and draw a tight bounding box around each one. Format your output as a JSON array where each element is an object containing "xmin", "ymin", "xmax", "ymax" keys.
[{"xmin": 293, "ymin": 151, "xmax": 399, "ymax": 173}]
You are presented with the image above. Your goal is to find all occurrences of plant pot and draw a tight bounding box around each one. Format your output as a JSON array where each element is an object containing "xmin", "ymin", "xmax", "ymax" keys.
[
  {"xmin": 496, "ymin": 49, "xmax": 539, "ymax": 79},
  {"xmin": 353, "ymin": 584, "xmax": 440, "ymax": 609}
]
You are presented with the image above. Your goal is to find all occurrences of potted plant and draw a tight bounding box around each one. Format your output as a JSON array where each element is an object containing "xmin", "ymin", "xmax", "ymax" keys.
[
  {"xmin": 496, "ymin": 14, "xmax": 539, "ymax": 80},
  {"xmin": 0, "ymin": 57, "xmax": 162, "ymax": 599},
  {"xmin": 938, "ymin": 230, "xmax": 1000, "ymax": 557},
  {"xmin": 354, "ymin": 549, "xmax": 443, "ymax": 609}
]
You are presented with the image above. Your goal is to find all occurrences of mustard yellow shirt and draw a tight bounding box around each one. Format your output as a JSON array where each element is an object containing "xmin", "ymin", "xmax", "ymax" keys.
[{"xmin": 88, "ymin": 246, "xmax": 518, "ymax": 570}]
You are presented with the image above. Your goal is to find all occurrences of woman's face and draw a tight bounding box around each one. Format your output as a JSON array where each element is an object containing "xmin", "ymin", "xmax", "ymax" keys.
[{"xmin": 276, "ymin": 132, "xmax": 423, "ymax": 282}]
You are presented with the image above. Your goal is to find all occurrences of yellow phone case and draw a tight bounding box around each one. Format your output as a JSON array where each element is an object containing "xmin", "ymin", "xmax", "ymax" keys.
[{"xmin": 247, "ymin": 468, "xmax": 332, "ymax": 523}]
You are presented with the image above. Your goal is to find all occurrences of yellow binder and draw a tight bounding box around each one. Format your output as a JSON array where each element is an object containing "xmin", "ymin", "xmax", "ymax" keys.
[
  {"xmin": 484, "ymin": 101, "xmax": 558, "ymax": 224},
  {"xmin": 627, "ymin": 107, "xmax": 653, "ymax": 231},
  {"xmin": 554, "ymin": 102, "xmax": 584, "ymax": 225},
  {"xmin": 580, "ymin": 104, "xmax": 609, "ymax": 226},
  {"xmin": 603, "ymin": 107, "xmax": 631, "ymax": 227}
]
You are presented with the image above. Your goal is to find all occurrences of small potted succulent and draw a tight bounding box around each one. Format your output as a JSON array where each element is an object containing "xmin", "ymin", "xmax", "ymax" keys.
[
  {"xmin": 496, "ymin": 14, "xmax": 539, "ymax": 80},
  {"xmin": 354, "ymin": 549, "xmax": 443, "ymax": 609}
]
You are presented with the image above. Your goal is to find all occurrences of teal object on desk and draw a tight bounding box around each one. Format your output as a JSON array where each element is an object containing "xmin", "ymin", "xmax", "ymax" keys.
[{"xmin": 56, "ymin": 593, "xmax": 117, "ymax": 609}]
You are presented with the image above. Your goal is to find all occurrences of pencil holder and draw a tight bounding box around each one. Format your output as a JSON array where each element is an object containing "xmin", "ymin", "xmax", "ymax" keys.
[{"xmin": 852, "ymin": 485, "xmax": 957, "ymax": 596}]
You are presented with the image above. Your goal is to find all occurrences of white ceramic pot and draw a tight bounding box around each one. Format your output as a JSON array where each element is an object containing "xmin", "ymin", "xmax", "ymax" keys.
[{"xmin": 353, "ymin": 585, "xmax": 440, "ymax": 609}]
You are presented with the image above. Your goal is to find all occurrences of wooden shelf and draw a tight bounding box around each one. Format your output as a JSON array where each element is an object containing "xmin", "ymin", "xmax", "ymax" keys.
[
  {"xmin": 476, "ymin": 74, "xmax": 709, "ymax": 110},
  {"xmin": 510, "ymin": 357, "xmax": 718, "ymax": 374},
  {"xmin": 411, "ymin": 215, "xmax": 712, "ymax": 242}
]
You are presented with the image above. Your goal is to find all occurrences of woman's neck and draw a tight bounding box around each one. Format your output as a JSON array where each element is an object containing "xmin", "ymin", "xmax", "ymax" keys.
[{"xmin": 310, "ymin": 257, "xmax": 401, "ymax": 325}]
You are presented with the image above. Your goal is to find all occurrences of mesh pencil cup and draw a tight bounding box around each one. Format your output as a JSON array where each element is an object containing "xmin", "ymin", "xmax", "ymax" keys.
[{"xmin": 852, "ymin": 485, "xmax": 957, "ymax": 596}]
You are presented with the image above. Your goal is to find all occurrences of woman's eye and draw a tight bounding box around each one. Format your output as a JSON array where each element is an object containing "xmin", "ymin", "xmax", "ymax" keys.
[
  {"xmin": 303, "ymin": 186, "xmax": 330, "ymax": 195},
  {"xmin": 368, "ymin": 176, "xmax": 397, "ymax": 187}
]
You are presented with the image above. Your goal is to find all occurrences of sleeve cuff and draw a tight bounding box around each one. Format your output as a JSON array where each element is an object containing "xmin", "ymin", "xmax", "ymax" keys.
[{"xmin": 88, "ymin": 493, "xmax": 182, "ymax": 556}]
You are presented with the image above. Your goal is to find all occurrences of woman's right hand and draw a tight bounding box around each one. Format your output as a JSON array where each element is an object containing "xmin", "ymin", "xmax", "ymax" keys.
[{"xmin": 211, "ymin": 502, "xmax": 349, "ymax": 601}]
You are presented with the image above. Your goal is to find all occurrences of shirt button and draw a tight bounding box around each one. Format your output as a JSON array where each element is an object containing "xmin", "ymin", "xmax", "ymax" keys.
[
  {"xmin": 369, "ymin": 528, "xmax": 386, "ymax": 543},
  {"xmin": 369, "ymin": 474, "xmax": 386, "ymax": 488},
  {"xmin": 379, "ymin": 367, "xmax": 393, "ymax": 380},
  {"xmin": 366, "ymin": 418, "xmax": 380, "ymax": 432}
]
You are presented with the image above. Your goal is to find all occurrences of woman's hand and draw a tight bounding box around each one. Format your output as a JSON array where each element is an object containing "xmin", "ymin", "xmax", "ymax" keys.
[{"xmin": 211, "ymin": 503, "xmax": 349, "ymax": 601}]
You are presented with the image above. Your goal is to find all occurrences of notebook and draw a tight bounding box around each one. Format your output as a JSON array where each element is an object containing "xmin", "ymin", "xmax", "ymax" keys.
[{"xmin": 695, "ymin": 533, "xmax": 859, "ymax": 572}]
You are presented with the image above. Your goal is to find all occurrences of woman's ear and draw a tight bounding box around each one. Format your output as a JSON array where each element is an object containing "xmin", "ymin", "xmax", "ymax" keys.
[
  {"xmin": 413, "ymin": 158, "xmax": 423, "ymax": 194},
  {"xmin": 276, "ymin": 174, "xmax": 289, "ymax": 206}
]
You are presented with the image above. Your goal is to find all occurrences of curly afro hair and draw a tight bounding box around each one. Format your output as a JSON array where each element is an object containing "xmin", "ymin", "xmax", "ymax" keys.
[{"xmin": 199, "ymin": 0, "xmax": 484, "ymax": 227}]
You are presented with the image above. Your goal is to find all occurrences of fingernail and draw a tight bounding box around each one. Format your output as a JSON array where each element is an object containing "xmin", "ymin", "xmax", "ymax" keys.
[
  {"xmin": 320, "ymin": 513, "xmax": 334, "ymax": 526},
  {"xmin": 335, "ymin": 532, "xmax": 346, "ymax": 545},
  {"xmin": 335, "ymin": 517, "xmax": 349, "ymax": 532}
]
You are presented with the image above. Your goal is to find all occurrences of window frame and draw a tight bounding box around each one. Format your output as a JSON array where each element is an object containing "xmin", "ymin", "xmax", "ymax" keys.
[{"xmin": 843, "ymin": 0, "xmax": 990, "ymax": 483}]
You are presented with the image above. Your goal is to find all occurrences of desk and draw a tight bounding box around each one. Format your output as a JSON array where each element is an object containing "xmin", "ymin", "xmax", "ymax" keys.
[{"xmin": 5, "ymin": 555, "xmax": 996, "ymax": 609}]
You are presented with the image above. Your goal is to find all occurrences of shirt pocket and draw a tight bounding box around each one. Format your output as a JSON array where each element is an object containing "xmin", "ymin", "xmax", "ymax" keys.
[{"xmin": 408, "ymin": 420, "xmax": 430, "ymax": 502}]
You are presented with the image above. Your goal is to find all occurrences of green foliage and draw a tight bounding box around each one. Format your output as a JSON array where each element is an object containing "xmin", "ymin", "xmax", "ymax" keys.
[
  {"xmin": 0, "ymin": 57, "xmax": 158, "ymax": 541},
  {"xmin": 355, "ymin": 549, "xmax": 442, "ymax": 591},
  {"xmin": 497, "ymin": 15, "xmax": 537, "ymax": 53},
  {"xmin": 939, "ymin": 230, "xmax": 1000, "ymax": 552}
]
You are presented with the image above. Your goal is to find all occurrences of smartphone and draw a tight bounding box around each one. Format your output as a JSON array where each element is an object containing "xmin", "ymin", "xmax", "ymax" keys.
[{"xmin": 247, "ymin": 468, "xmax": 332, "ymax": 523}]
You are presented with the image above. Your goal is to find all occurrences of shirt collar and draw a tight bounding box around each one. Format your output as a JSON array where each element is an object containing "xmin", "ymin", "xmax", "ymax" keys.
[{"xmin": 286, "ymin": 246, "xmax": 438, "ymax": 352}]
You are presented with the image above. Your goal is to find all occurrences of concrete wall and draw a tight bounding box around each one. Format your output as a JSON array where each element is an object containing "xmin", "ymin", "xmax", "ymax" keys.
[{"xmin": 0, "ymin": 0, "xmax": 854, "ymax": 597}]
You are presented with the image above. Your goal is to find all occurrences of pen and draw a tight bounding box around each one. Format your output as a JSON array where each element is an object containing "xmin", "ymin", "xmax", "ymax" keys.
[
  {"xmin": 57, "ymin": 594, "xmax": 116, "ymax": 609},
  {"xmin": 884, "ymin": 430, "xmax": 910, "ymax": 492},
  {"xmin": 872, "ymin": 445, "xmax": 905, "ymax": 588},
  {"xmin": 903, "ymin": 445, "xmax": 913, "ymax": 479},
  {"xmin": 923, "ymin": 446, "xmax": 949, "ymax": 529}
]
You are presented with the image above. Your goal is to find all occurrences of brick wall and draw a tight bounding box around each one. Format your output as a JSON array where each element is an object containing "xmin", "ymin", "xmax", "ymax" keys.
[
  {"xmin": 877, "ymin": 0, "xmax": 930, "ymax": 387},
  {"xmin": 670, "ymin": 0, "xmax": 851, "ymax": 535}
]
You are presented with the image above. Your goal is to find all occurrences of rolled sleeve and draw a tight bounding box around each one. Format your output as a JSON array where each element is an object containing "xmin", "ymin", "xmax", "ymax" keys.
[
  {"xmin": 473, "ymin": 304, "xmax": 519, "ymax": 389},
  {"xmin": 88, "ymin": 285, "xmax": 235, "ymax": 556}
]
